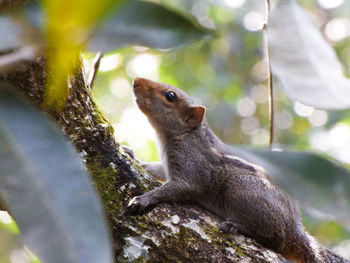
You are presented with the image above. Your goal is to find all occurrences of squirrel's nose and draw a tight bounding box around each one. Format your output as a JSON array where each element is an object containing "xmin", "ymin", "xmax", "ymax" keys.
[
  {"xmin": 133, "ymin": 78, "xmax": 141, "ymax": 89},
  {"xmin": 133, "ymin": 77, "xmax": 148, "ymax": 89}
]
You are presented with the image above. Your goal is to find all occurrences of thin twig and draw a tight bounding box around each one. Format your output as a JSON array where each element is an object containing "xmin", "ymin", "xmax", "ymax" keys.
[
  {"xmin": 0, "ymin": 46, "xmax": 41, "ymax": 73},
  {"xmin": 88, "ymin": 52, "xmax": 103, "ymax": 88},
  {"xmin": 263, "ymin": 0, "xmax": 274, "ymax": 149}
]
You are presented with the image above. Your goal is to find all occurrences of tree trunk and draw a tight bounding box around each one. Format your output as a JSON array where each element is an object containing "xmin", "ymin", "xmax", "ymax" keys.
[{"xmin": 0, "ymin": 56, "xmax": 288, "ymax": 263}]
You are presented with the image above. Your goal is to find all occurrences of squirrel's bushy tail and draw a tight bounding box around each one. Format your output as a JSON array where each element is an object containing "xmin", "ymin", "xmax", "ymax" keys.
[
  {"xmin": 284, "ymin": 230, "xmax": 349, "ymax": 263},
  {"xmin": 319, "ymin": 247, "xmax": 350, "ymax": 263}
]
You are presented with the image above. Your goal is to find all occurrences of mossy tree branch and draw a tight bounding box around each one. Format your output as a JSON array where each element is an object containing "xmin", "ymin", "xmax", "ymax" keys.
[{"xmin": 0, "ymin": 56, "xmax": 288, "ymax": 262}]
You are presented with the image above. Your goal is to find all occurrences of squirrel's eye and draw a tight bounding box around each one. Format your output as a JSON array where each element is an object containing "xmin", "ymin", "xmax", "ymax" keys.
[{"xmin": 164, "ymin": 91, "xmax": 177, "ymax": 102}]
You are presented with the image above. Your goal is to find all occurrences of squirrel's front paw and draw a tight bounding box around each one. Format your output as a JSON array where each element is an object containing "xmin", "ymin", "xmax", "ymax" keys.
[
  {"xmin": 219, "ymin": 220, "xmax": 238, "ymax": 234},
  {"xmin": 127, "ymin": 194, "xmax": 155, "ymax": 215},
  {"xmin": 122, "ymin": 145, "xmax": 136, "ymax": 159},
  {"xmin": 122, "ymin": 145, "xmax": 142, "ymax": 164}
]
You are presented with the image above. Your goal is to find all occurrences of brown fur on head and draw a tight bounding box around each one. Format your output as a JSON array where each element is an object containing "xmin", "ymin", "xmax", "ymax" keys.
[{"xmin": 133, "ymin": 78, "xmax": 205, "ymax": 136}]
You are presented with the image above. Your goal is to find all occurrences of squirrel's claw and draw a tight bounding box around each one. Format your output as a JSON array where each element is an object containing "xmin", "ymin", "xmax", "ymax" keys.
[
  {"xmin": 219, "ymin": 220, "xmax": 239, "ymax": 235},
  {"xmin": 126, "ymin": 194, "xmax": 154, "ymax": 215},
  {"xmin": 122, "ymin": 145, "xmax": 136, "ymax": 159},
  {"xmin": 122, "ymin": 145, "xmax": 143, "ymax": 165}
]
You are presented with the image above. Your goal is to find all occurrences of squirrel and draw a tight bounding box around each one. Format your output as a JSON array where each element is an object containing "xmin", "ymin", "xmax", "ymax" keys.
[{"xmin": 127, "ymin": 77, "xmax": 349, "ymax": 263}]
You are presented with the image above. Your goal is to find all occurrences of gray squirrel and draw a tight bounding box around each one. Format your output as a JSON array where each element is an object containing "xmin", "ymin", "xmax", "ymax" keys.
[{"xmin": 127, "ymin": 77, "xmax": 349, "ymax": 263}]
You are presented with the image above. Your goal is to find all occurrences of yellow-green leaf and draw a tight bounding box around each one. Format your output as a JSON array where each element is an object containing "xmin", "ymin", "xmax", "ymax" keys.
[{"xmin": 41, "ymin": 0, "xmax": 121, "ymax": 111}]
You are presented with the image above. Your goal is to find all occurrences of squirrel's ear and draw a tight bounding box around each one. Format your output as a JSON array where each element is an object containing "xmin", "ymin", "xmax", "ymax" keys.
[{"xmin": 183, "ymin": 106, "xmax": 206, "ymax": 127}]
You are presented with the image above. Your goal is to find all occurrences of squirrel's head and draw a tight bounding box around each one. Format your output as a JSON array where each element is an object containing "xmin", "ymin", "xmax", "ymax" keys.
[{"xmin": 133, "ymin": 78, "xmax": 206, "ymax": 135}]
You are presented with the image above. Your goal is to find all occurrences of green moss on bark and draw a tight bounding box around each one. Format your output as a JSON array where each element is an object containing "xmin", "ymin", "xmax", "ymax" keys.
[{"xmin": 0, "ymin": 56, "xmax": 288, "ymax": 263}]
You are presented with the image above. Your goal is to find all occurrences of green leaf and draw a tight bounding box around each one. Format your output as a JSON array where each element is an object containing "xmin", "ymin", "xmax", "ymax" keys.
[
  {"xmin": 88, "ymin": 1, "xmax": 213, "ymax": 52},
  {"xmin": 0, "ymin": 83, "xmax": 113, "ymax": 263},
  {"xmin": 0, "ymin": 223, "xmax": 23, "ymax": 263},
  {"xmin": 225, "ymin": 145, "xmax": 350, "ymax": 229},
  {"xmin": 267, "ymin": 0, "xmax": 350, "ymax": 109},
  {"xmin": 0, "ymin": 1, "xmax": 212, "ymax": 53}
]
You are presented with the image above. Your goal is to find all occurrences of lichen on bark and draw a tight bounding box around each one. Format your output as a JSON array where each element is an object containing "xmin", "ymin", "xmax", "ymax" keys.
[{"xmin": 0, "ymin": 56, "xmax": 288, "ymax": 262}]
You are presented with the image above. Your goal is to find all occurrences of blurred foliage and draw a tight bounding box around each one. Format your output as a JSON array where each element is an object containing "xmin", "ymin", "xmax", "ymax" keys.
[
  {"xmin": 0, "ymin": 86, "xmax": 113, "ymax": 263},
  {"xmin": 0, "ymin": 212, "xmax": 39, "ymax": 263},
  {"xmin": 87, "ymin": 1, "xmax": 213, "ymax": 51},
  {"xmin": 92, "ymin": 0, "xmax": 350, "ymax": 162},
  {"xmin": 33, "ymin": 0, "xmax": 210, "ymax": 111},
  {"xmin": 41, "ymin": 0, "xmax": 122, "ymax": 111},
  {"xmin": 303, "ymin": 218, "xmax": 350, "ymax": 247}
]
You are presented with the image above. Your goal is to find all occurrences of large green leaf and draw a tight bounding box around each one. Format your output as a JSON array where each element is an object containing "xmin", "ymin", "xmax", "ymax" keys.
[
  {"xmin": 0, "ymin": 1, "xmax": 212, "ymax": 53},
  {"xmin": 0, "ymin": 83, "xmax": 113, "ymax": 263},
  {"xmin": 87, "ymin": 1, "xmax": 213, "ymax": 51},
  {"xmin": 267, "ymin": 0, "xmax": 350, "ymax": 109},
  {"xmin": 225, "ymin": 145, "xmax": 350, "ymax": 229}
]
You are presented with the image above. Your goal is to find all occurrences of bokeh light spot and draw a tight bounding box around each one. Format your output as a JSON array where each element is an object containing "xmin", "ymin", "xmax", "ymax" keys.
[
  {"xmin": 241, "ymin": 117, "xmax": 260, "ymax": 135},
  {"xmin": 251, "ymin": 128, "xmax": 269, "ymax": 145},
  {"xmin": 308, "ymin": 110, "xmax": 328, "ymax": 126},
  {"xmin": 0, "ymin": 211, "xmax": 12, "ymax": 224},
  {"xmin": 333, "ymin": 240, "xmax": 350, "ymax": 259},
  {"xmin": 310, "ymin": 131, "xmax": 330, "ymax": 151},
  {"xmin": 276, "ymin": 110, "xmax": 293, "ymax": 130},
  {"xmin": 329, "ymin": 123, "xmax": 350, "ymax": 148},
  {"xmin": 126, "ymin": 53, "xmax": 160, "ymax": 79},
  {"xmin": 191, "ymin": 2, "xmax": 215, "ymax": 29},
  {"xmin": 236, "ymin": 97, "xmax": 256, "ymax": 117},
  {"xmin": 224, "ymin": 0, "xmax": 246, "ymax": 9},
  {"xmin": 317, "ymin": 0, "xmax": 344, "ymax": 9},
  {"xmin": 10, "ymin": 249, "xmax": 28, "ymax": 263},
  {"xmin": 99, "ymin": 54, "xmax": 122, "ymax": 72},
  {"xmin": 114, "ymin": 108, "xmax": 156, "ymax": 150},
  {"xmin": 294, "ymin": 101, "xmax": 314, "ymax": 117},
  {"xmin": 110, "ymin": 77, "xmax": 131, "ymax": 99},
  {"xmin": 243, "ymin": 11, "xmax": 264, "ymax": 32},
  {"xmin": 191, "ymin": 2, "xmax": 209, "ymax": 20},
  {"xmin": 250, "ymin": 84, "xmax": 268, "ymax": 103},
  {"xmin": 325, "ymin": 18, "xmax": 350, "ymax": 42},
  {"xmin": 251, "ymin": 60, "xmax": 267, "ymax": 81}
]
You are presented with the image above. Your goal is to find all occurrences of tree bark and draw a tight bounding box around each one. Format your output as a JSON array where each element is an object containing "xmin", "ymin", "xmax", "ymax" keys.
[
  {"xmin": 0, "ymin": 56, "xmax": 288, "ymax": 263},
  {"xmin": 0, "ymin": 0, "xmax": 32, "ymax": 11}
]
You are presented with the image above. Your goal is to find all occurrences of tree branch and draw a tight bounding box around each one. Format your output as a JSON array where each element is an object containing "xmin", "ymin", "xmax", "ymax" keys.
[
  {"xmin": 264, "ymin": 0, "xmax": 275, "ymax": 148},
  {"xmin": 88, "ymin": 52, "xmax": 103, "ymax": 88},
  {"xmin": 0, "ymin": 56, "xmax": 288, "ymax": 262},
  {"xmin": 0, "ymin": 46, "xmax": 41, "ymax": 73}
]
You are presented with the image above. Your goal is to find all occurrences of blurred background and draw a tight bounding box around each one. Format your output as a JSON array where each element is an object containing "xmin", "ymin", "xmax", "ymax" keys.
[{"xmin": 91, "ymin": 0, "xmax": 350, "ymax": 165}]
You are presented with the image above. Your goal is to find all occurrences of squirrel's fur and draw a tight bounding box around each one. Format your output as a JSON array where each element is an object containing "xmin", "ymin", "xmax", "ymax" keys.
[{"xmin": 127, "ymin": 78, "xmax": 349, "ymax": 263}]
